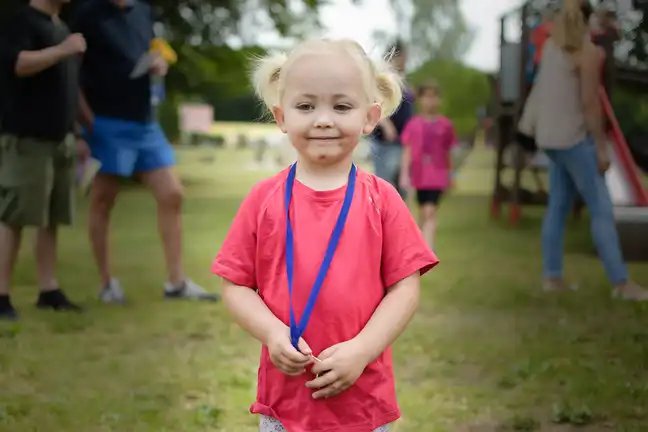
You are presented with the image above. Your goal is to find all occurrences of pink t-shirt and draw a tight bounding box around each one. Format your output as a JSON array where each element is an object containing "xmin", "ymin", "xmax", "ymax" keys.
[
  {"xmin": 212, "ymin": 167, "xmax": 438, "ymax": 432},
  {"xmin": 401, "ymin": 115, "xmax": 457, "ymax": 190}
]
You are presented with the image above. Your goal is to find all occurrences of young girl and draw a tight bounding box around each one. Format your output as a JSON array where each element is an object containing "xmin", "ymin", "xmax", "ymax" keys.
[
  {"xmin": 399, "ymin": 82, "xmax": 457, "ymax": 250},
  {"xmin": 211, "ymin": 39, "xmax": 438, "ymax": 431}
]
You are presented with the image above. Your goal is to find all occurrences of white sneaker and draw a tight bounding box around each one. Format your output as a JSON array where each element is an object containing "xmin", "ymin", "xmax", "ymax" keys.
[
  {"xmin": 163, "ymin": 279, "xmax": 219, "ymax": 301},
  {"xmin": 99, "ymin": 279, "xmax": 126, "ymax": 304},
  {"xmin": 612, "ymin": 282, "xmax": 648, "ymax": 301},
  {"xmin": 542, "ymin": 279, "xmax": 578, "ymax": 292}
]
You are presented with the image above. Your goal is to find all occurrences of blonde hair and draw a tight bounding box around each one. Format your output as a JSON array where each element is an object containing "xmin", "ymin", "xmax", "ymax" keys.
[
  {"xmin": 251, "ymin": 39, "xmax": 403, "ymax": 119},
  {"xmin": 552, "ymin": 0, "xmax": 589, "ymax": 53}
]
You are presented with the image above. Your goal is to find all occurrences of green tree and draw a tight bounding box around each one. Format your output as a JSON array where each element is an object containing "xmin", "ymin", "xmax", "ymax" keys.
[
  {"xmin": 627, "ymin": 1, "xmax": 648, "ymax": 66},
  {"xmin": 377, "ymin": 0, "xmax": 474, "ymax": 67}
]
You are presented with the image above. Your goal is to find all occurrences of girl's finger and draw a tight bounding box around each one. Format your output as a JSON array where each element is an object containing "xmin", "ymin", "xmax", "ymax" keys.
[
  {"xmin": 278, "ymin": 358, "xmax": 308, "ymax": 375},
  {"xmin": 312, "ymin": 380, "xmax": 347, "ymax": 399},
  {"xmin": 280, "ymin": 351, "xmax": 311, "ymax": 368},
  {"xmin": 297, "ymin": 338, "xmax": 313, "ymax": 356},
  {"xmin": 305, "ymin": 370, "xmax": 337, "ymax": 389}
]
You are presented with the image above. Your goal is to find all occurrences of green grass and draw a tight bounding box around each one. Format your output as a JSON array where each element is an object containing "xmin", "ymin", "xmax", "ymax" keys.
[{"xmin": 1, "ymin": 140, "xmax": 648, "ymax": 432}]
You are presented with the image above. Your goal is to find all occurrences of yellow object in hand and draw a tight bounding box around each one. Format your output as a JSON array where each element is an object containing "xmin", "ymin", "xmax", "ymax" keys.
[{"xmin": 150, "ymin": 38, "xmax": 177, "ymax": 65}]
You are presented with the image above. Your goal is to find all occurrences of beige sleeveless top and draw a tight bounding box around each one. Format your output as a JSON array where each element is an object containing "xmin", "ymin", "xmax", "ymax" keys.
[{"xmin": 533, "ymin": 38, "xmax": 588, "ymax": 149}]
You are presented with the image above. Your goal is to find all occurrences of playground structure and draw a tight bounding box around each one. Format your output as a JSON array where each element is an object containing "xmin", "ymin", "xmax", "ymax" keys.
[{"xmin": 491, "ymin": 0, "xmax": 648, "ymax": 259}]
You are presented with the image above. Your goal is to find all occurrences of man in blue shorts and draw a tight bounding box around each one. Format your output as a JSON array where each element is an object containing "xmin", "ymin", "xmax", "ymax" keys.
[{"xmin": 70, "ymin": 0, "xmax": 218, "ymax": 303}]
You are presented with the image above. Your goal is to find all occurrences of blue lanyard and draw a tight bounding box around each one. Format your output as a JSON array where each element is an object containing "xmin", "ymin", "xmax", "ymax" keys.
[{"xmin": 284, "ymin": 163, "xmax": 356, "ymax": 350}]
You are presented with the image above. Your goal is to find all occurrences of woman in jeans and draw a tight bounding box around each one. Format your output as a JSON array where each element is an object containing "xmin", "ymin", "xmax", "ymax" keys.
[{"xmin": 530, "ymin": 0, "xmax": 647, "ymax": 299}]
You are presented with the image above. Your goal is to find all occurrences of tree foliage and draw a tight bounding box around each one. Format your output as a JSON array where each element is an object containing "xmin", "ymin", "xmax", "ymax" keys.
[{"xmin": 377, "ymin": 0, "xmax": 473, "ymax": 67}]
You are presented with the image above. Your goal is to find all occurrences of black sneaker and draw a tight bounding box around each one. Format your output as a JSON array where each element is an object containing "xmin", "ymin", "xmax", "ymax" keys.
[
  {"xmin": 0, "ymin": 305, "xmax": 19, "ymax": 321},
  {"xmin": 36, "ymin": 289, "xmax": 83, "ymax": 312}
]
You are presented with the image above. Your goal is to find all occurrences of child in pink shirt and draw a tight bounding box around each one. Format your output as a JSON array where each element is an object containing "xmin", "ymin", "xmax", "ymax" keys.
[
  {"xmin": 211, "ymin": 39, "xmax": 438, "ymax": 432},
  {"xmin": 400, "ymin": 82, "xmax": 457, "ymax": 250}
]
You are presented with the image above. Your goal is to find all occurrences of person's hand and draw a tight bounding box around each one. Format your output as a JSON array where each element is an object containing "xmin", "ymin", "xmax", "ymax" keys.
[
  {"xmin": 305, "ymin": 339, "xmax": 370, "ymax": 399},
  {"xmin": 58, "ymin": 34, "xmax": 86, "ymax": 57},
  {"xmin": 150, "ymin": 54, "xmax": 169, "ymax": 77},
  {"xmin": 383, "ymin": 124, "xmax": 398, "ymax": 142},
  {"xmin": 267, "ymin": 327, "xmax": 314, "ymax": 376},
  {"xmin": 398, "ymin": 172, "xmax": 410, "ymax": 191},
  {"xmin": 597, "ymin": 149, "xmax": 611, "ymax": 175},
  {"xmin": 75, "ymin": 138, "xmax": 90, "ymax": 163}
]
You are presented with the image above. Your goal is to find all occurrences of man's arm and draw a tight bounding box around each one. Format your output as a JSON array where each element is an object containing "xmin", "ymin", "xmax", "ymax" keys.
[
  {"xmin": 353, "ymin": 273, "xmax": 420, "ymax": 363},
  {"xmin": 77, "ymin": 90, "xmax": 94, "ymax": 128},
  {"xmin": 13, "ymin": 33, "xmax": 85, "ymax": 77},
  {"xmin": 378, "ymin": 118, "xmax": 398, "ymax": 141},
  {"xmin": 14, "ymin": 46, "xmax": 67, "ymax": 77}
]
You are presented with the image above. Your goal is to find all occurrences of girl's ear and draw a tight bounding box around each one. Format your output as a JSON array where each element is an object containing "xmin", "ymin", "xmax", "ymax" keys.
[
  {"xmin": 272, "ymin": 105, "xmax": 287, "ymax": 133},
  {"xmin": 362, "ymin": 103, "xmax": 382, "ymax": 135}
]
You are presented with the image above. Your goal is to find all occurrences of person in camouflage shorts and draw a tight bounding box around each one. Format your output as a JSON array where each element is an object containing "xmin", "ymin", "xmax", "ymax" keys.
[{"xmin": 0, "ymin": 0, "xmax": 89, "ymax": 320}]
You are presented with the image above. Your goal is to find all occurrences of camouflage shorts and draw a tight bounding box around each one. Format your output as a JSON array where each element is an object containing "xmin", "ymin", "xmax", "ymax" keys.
[{"xmin": 0, "ymin": 134, "xmax": 76, "ymax": 227}]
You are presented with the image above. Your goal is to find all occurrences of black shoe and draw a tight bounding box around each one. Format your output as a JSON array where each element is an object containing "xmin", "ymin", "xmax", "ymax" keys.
[
  {"xmin": 36, "ymin": 289, "xmax": 83, "ymax": 312},
  {"xmin": 0, "ymin": 295, "xmax": 18, "ymax": 320},
  {"xmin": 0, "ymin": 306, "xmax": 18, "ymax": 321}
]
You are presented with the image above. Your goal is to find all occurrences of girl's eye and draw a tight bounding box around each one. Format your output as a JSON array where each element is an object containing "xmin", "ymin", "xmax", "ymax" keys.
[
  {"xmin": 296, "ymin": 104, "xmax": 313, "ymax": 111},
  {"xmin": 335, "ymin": 105, "xmax": 352, "ymax": 112}
]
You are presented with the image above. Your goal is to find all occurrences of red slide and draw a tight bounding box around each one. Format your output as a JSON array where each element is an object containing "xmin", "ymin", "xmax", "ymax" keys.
[{"xmin": 599, "ymin": 87, "xmax": 648, "ymax": 207}]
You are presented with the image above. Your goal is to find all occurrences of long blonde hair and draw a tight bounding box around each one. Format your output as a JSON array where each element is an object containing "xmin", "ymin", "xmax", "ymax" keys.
[
  {"xmin": 251, "ymin": 39, "xmax": 404, "ymax": 119},
  {"xmin": 552, "ymin": 0, "xmax": 589, "ymax": 52}
]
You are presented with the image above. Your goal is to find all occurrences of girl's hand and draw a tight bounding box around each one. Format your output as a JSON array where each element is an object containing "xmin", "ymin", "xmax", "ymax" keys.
[
  {"xmin": 267, "ymin": 327, "xmax": 313, "ymax": 376},
  {"xmin": 305, "ymin": 340, "xmax": 369, "ymax": 399}
]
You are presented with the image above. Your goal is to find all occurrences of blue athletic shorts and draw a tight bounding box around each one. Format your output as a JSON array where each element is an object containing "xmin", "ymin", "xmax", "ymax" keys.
[{"xmin": 86, "ymin": 116, "xmax": 176, "ymax": 177}]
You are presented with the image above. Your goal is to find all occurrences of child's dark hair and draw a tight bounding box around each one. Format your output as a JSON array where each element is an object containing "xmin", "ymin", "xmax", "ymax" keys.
[{"xmin": 417, "ymin": 80, "xmax": 441, "ymax": 97}]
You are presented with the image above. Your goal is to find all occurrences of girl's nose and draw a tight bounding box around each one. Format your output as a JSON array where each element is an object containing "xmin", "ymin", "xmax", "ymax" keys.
[{"xmin": 313, "ymin": 111, "xmax": 334, "ymax": 128}]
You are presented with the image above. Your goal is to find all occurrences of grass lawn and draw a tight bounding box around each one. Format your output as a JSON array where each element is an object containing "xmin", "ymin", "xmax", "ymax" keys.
[{"xmin": 1, "ymin": 136, "xmax": 648, "ymax": 432}]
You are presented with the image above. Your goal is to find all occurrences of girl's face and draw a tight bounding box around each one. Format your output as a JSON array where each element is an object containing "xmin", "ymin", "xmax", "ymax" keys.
[
  {"xmin": 419, "ymin": 89, "xmax": 440, "ymax": 115},
  {"xmin": 272, "ymin": 51, "xmax": 381, "ymax": 166}
]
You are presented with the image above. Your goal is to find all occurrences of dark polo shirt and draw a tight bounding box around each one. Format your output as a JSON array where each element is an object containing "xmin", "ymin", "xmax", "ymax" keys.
[
  {"xmin": 371, "ymin": 88, "xmax": 414, "ymax": 144},
  {"xmin": 70, "ymin": 0, "xmax": 154, "ymax": 123},
  {"xmin": 0, "ymin": 6, "xmax": 79, "ymax": 141}
]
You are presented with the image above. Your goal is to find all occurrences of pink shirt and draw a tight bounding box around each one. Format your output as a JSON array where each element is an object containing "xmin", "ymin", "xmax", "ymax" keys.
[
  {"xmin": 401, "ymin": 115, "xmax": 457, "ymax": 190},
  {"xmin": 212, "ymin": 167, "xmax": 438, "ymax": 432}
]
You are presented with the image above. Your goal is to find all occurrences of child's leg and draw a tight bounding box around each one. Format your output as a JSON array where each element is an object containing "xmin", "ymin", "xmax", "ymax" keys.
[{"xmin": 416, "ymin": 190, "xmax": 443, "ymax": 250}]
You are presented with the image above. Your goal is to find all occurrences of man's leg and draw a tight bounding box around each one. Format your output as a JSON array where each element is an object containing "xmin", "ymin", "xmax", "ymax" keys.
[
  {"xmin": 135, "ymin": 123, "xmax": 218, "ymax": 300},
  {"xmin": 88, "ymin": 173, "xmax": 120, "ymax": 287},
  {"xmin": 0, "ymin": 136, "xmax": 25, "ymax": 316},
  {"xmin": 139, "ymin": 166, "xmax": 185, "ymax": 286},
  {"xmin": 85, "ymin": 116, "xmax": 135, "ymax": 303},
  {"xmin": 34, "ymin": 135, "xmax": 81, "ymax": 311},
  {"xmin": 0, "ymin": 223, "xmax": 21, "ymax": 319}
]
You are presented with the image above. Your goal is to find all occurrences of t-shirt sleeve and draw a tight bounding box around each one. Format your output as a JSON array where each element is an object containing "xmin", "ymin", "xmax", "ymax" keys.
[
  {"xmin": 1, "ymin": 14, "xmax": 36, "ymax": 74},
  {"xmin": 211, "ymin": 185, "xmax": 262, "ymax": 288},
  {"xmin": 380, "ymin": 181, "xmax": 439, "ymax": 288}
]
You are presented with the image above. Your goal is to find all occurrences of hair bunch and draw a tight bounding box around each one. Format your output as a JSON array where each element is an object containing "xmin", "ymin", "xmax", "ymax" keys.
[{"xmin": 251, "ymin": 39, "xmax": 404, "ymax": 119}]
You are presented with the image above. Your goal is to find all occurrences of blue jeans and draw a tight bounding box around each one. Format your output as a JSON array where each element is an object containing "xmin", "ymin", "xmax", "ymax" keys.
[
  {"xmin": 542, "ymin": 138, "xmax": 627, "ymax": 284},
  {"xmin": 372, "ymin": 141, "xmax": 405, "ymax": 198}
]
